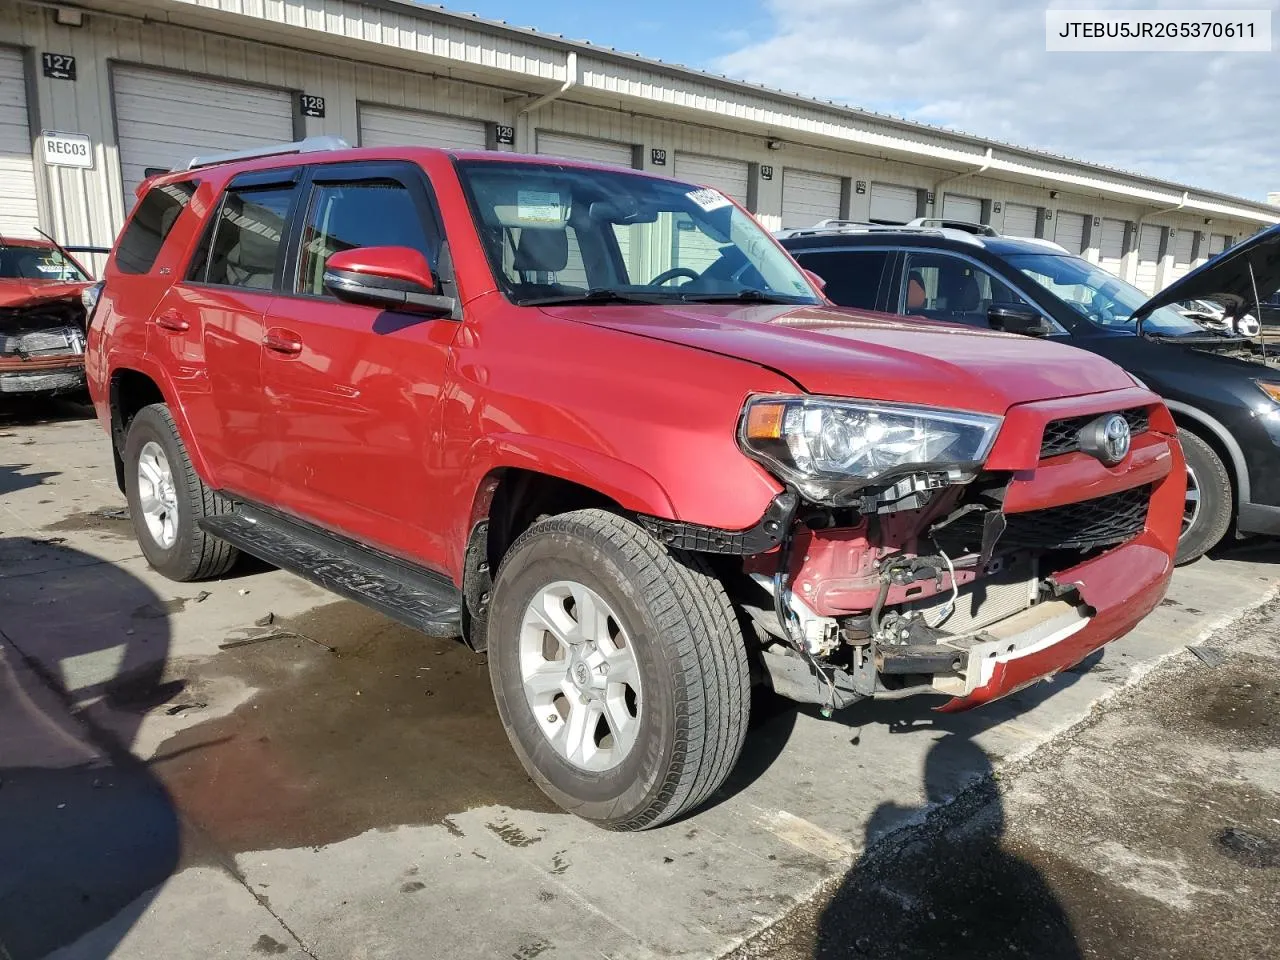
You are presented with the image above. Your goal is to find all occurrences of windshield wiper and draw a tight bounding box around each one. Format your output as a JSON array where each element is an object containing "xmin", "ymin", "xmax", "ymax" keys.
[
  {"xmin": 675, "ymin": 289, "xmax": 809, "ymax": 305},
  {"xmin": 518, "ymin": 288, "xmax": 681, "ymax": 306}
]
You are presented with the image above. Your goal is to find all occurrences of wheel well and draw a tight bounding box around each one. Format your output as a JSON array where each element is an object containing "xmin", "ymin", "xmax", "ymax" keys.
[
  {"xmin": 108, "ymin": 369, "xmax": 165, "ymax": 491},
  {"xmin": 1169, "ymin": 411, "xmax": 1238, "ymax": 502}
]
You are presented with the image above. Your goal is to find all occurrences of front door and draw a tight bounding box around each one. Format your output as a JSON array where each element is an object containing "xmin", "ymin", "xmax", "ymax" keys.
[{"xmin": 261, "ymin": 161, "xmax": 458, "ymax": 571}]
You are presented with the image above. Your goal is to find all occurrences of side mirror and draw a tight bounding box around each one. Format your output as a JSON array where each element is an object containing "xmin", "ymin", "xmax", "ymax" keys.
[
  {"xmin": 323, "ymin": 246, "xmax": 456, "ymax": 316},
  {"xmin": 803, "ymin": 269, "xmax": 827, "ymax": 293},
  {"xmin": 988, "ymin": 304, "xmax": 1054, "ymax": 337}
]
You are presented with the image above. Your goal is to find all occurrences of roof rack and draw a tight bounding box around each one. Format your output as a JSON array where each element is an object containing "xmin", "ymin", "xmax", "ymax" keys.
[
  {"xmin": 774, "ymin": 222, "xmax": 982, "ymax": 246},
  {"xmin": 180, "ymin": 136, "xmax": 351, "ymax": 172},
  {"xmin": 906, "ymin": 217, "xmax": 999, "ymax": 237}
]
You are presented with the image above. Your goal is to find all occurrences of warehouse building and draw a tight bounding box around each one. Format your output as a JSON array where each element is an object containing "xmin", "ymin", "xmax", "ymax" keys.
[{"xmin": 2, "ymin": 0, "xmax": 1278, "ymax": 293}]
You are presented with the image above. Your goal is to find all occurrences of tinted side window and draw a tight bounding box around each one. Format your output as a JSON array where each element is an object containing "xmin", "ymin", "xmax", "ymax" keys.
[
  {"xmin": 196, "ymin": 186, "xmax": 296, "ymax": 289},
  {"xmin": 296, "ymin": 181, "xmax": 437, "ymax": 296},
  {"xmin": 794, "ymin": 250, "xmax": 888, "ymax": 310},
  {"xmin": 900, "ymin": 252, "xmax": 1029, "ymax": 327},
  {"xmin": 114, "ymin": 181, "xmax": 196, "ymax": 274}
]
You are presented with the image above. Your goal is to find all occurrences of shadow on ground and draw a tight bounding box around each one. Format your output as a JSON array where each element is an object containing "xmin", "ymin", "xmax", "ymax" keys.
[{"xmin": 0, "ymin": 539, "xmax": 181, "ymax": 960}]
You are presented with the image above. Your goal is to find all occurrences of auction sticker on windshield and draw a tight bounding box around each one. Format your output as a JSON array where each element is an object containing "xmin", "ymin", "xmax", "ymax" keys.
[
  {"xmin": 517, "ymin": 190, "xmax": 566, "ymax": 223},
  {"xmin": 687, "ymin": 188, "xmax": 731, "ymax": 212}
]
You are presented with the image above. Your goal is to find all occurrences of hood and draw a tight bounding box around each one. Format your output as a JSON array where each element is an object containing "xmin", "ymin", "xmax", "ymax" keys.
[
  {"xmin": 541, "ymin": 303, "xmax": 1133, "ymax": 415},
  {"xmin": 0, "ymin": 280, "xmax": 92, "ymax": 310},
  {"xmin": 1134, "ymin": 223, "xmax": 1280, "ymax": 322}
]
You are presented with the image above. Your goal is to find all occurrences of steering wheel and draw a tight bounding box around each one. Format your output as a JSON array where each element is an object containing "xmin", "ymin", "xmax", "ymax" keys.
[{"xmin": 649, "ymin": 267, "xmax": 701, "ymax": 287}]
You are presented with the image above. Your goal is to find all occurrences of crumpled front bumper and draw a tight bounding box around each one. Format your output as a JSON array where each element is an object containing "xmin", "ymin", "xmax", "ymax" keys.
[{"xmin": 0, "ymin": 355, "xmax": 86, "ymax": 394}]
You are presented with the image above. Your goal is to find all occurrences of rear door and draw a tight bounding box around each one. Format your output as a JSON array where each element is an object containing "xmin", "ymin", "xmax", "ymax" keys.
[{"xmin": 261, "ymin": 160, "xmax": 456, "ymax": 570}]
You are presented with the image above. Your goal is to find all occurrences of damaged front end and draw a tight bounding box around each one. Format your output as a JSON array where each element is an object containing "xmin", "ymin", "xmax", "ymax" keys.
[
  {"xmin": 0, "ymin": 289, "xmax": 90, "ymax": 396},
  {"xmin": 665, "ymin": 389, "xmax": 1182, "ymax": 715}
]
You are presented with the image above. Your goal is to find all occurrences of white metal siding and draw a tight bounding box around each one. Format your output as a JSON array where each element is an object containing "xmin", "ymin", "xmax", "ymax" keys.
[
  {"xmin": 113, "ymin": 66, "xmax": 294, "ymax": 203},
  {"xmin": 536, "ymin": 131, "xmax": 633, "ymax": 167},
  {"xmin": 1099, "ymin": 218, "xmax": 1126, "ymax": 274},
  {"xmin": 868, "ymin": 182, "xmax": 917, "ymax": 223},
  {"xmin": 1055, "ymin": 213, "xmax": 1086, "ymax": 254},
  {"xmin": 781, "ymin": 169, "xmax": 841, "ymax": 228},
  {"xmin": 943, "ymin": 194, "xmax": 982, "ymax": 224},
  {"xmin": 1165, "ymin": 230, "xmax": 1195, "ymax": 284},
  {"xmin": 1135, "ymin": 224, "xmax": 1162, "ymax": 294},
  {"xmin": 674, "ymin": 153, "xmax": 749, "ymax": 203},
  {"xmin": 0, "ymin": 47, "xmax": 37, "ymax": 238},
  {"xmin": 1002, "ymin": 203, "xmax": 1038, "ymax": 238},
  {"xmin": 359, "ymin": 104, "xmax": 486, "ymax": 150}
]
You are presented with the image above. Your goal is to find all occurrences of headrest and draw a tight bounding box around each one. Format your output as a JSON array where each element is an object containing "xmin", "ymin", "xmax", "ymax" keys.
[
  {"xmin": 513, "ymin": 228, "xmax": 569, "ymax": 273},
  {"xmin": 950, "ymin": 272, "xmax": 981, "ymax": 312}
]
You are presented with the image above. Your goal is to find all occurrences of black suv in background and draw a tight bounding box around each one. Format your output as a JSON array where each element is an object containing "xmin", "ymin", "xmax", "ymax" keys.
[{"xmin": 779, "ymin": 221, "xmax": 1280, "ymax": 563}]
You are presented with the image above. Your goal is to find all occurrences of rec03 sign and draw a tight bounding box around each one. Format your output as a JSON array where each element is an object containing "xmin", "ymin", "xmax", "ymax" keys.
[{"xmin": 42, "ymin": 131, "xmax": 94, "ymax": 169}]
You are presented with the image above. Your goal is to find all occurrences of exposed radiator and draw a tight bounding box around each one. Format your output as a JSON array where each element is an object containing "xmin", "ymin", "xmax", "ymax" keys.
[{"xmin": 906, "ymin": 554, "xmax": 1040, "ymax": 635}]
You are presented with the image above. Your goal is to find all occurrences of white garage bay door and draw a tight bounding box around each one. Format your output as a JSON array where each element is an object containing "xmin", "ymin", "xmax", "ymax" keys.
[
  {"xmin": 1208, "ymin": 234, "xmax": 1229, "ymax": 257},
  {"xmin": 0, "ymin": 47, "xmax": 38, "ymax": 238},
  {"xmin": 943, "ymin": 194, "xmax": 982, "ymax": 224},
  {"xmin": 360, "ymin": 104, "xmax": 486, "ymax": 151},
  {"xmin": 1002, "ymin": 203, "xmax": 1038, "ymax": 238},
  {"xmin": 1099, "ymin": 218, "xmax": 1126, "ymax": 275},
  {"xmin": 1055, "ymin": 212, "xmax": 1086, "ymax": 254},
  {"xmin": 781, "ymin": 169, "xmax": 841, "ymax": 229},
  {"xmin": 1165, "ymin": 230, "xmax": 1195, "ymax": 284},
  {"xmin": 673, "ymin": 153, "xmax": 749, "ymax": 204},
  {"xmin": 536, "ymin": 132, "xmax": 633, "ymax": 167},
  {"xmin": 868, "ymin": 182, "xmax": 917, "ymax": 224},
  {"xmin": 1135, "ymin": 224, "xmax": 1162, "ymax": 294},
  {"xmin": 114, "ymin": 66, "xmax": 294, "ymax": 203}
]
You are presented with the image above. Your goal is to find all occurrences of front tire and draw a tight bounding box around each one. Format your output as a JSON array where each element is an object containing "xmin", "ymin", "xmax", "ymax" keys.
[
  {"xmin": 1176, "ymin": 428, "xmax": 1232, "ymax": 565},
  {"xmin": 487, "ymin": 510, "xmax": 750, "ymax": 830},
  {"xmin": 123, "ymin": 403, "xmax": 238, "ymax": 581}
]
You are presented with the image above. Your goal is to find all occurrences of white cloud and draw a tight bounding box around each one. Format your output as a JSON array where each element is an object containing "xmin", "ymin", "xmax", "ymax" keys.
[{"xmin": 712, "ymin": 0, "xmax": 1280, "ymax": 201}]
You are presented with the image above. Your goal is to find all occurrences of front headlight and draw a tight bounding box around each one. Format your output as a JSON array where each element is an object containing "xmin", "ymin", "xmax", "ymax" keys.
[
  {"xmin": 738, "ymin": 395, "xmax": 1002, "ymax": 505},
  {"xmin": 1255, "ymin": 380, "xmax": 1280, "ymax": 404}
]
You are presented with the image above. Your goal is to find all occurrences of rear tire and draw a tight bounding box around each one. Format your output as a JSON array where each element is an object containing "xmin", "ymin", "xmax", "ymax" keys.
[
  {"xmin": 123, "ymin": 403, "xmax": 238, "ymax": 581},
  {"xmin": 487, "ymin": 509, "xmax": 750, "ymax": 830},
  {"xmin": 1176, "ymin": 428, "xmax": 1231, "ymax": 565}
]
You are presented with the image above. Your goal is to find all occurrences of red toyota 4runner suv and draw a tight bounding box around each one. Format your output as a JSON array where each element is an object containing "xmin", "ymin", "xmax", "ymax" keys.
[{"xmin": 88, "ymin": 139, "xmax": 1183, "ymax": 829}]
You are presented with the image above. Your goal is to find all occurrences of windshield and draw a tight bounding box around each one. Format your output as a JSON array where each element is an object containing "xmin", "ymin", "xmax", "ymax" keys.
[
  {"xmin": 456, "ymin": 160, "xmax": 820, "ymax": 307},
  {"xmin": 0, "ymin": 244, "xmax": 88, "ymax": 282},
  {"xmin": 1006, "ymin": 252, "xmax": 1205, "ymax": 337}
]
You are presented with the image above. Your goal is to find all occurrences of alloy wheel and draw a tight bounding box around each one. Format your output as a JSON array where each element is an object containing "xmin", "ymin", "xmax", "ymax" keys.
[
  {"xmin": 137, "ymin": 440, "xmax": 179, "ymax": 550},
  {"xmin": 1182, "ymin": 463, "xmax": 1202, "ymax": 536}
]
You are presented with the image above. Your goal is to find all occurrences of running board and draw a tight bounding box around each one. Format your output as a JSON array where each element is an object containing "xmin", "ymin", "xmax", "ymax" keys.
[{"xmin": 200, "ymin": 509, "xmax": 462, "ymax": 638}]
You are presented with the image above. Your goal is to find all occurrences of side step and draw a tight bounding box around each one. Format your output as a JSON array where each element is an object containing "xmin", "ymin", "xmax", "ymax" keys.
[{"xmin": 200, "ymin": 509, "xmax": 462, "ymax": 638}]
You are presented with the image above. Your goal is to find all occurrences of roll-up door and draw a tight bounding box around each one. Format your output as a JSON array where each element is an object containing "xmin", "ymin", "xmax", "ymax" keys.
[
  {"xmin": 1208, "ymin": 234, "xmax": 1229, "ymax": 257},
  {"xmin": 781, "ymin": 169, "xmax": 842, "ymax": 228},
  {"xmin": 359, "ymin": 104, "xmax": 486, "ymax": 151},
  {"xmin": 673, "ymin": 153, "xmax": 750, "ymax": 204},
  {"xmin": 1135, "ymin": 224, "xmax": 1162, "ymax": 294},
  {"xmin": 1165, "ymin": 230, "xmax": 1195, "ymax": 285},
  {"xmin": 1002, "ymin": 203, "xmax": 1038, "ymax": 238},
  {"xmin": 0, "ymin": 47, "xmax": 38, "ymax": 237},
  {"xmin": 1055, "ymin": 212, "xmax": 1086, "ymax": 254},
  {"xmin": 113, "ymin": 66, "xmax": 293, "ymax": 204},
  {"xmin": 942, "ymin": 194, "xmax": 982, "ymax": 224},
  {"xmin": 868, "ymin": 183, "xmax": 917, "ymax": 224},
  {"xmin": 1099, "ymin": 218, "xmax": 1127, "ymax": 274},
  {"xmin": 536, "ymin": 132, "xmax": 633, "ymax": 167}
]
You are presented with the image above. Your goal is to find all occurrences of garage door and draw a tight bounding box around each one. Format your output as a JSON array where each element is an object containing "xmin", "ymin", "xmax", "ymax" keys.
[
  {"xmin": 869, "ymin": 182, "xmax": 917, "ymax": 224},
  {"xmin": 1135, "ymin": 224, "xmax": 1162, "ymax": 294},
  {"xmin": 0, "ymin": 47, "xmax": 38, "ymax": 238},
  {"xmin": 1165, "ymin": 230, "xmax": 1195, "ymax": 284},
  {"xmin": 1003, "ymin": 203, "xmax": 1038, "ymax": 238},
  {"xmin": 943, "ymin": 194, "xmax": 982, "ymax": 224},
  {"xmin": 1208, "ymin": 234, "xmax": 1229, "ymax": 257},
  {"xmin": 536, "ymin": 132, "xmax": 633, "ymax": 167},
  {"xmin": 360, "ymin": 104, "xmax": 486, "ymax": 151},
  {"xmin": 1099, "ymin": 218, "xmax": 1127, "ymax": 275},
  {"xmin": 114, "ymin": 66, "xmax": 294, "ymax": 203},
  {"xmin": 674, "ymin": 153, "xmax": 749, "ymax": 204},
  {"xmin": 1055, "ymin": 212, "xmax": 1086, "ymax": 254},
  {"xmin": 781, "ymin": 169, "xmax": 841, "ymax": 228}
]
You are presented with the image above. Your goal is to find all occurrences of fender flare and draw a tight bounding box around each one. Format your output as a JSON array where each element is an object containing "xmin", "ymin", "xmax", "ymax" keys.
[
  {"xmin": 107, "ymin": 357, "xmax": 217, "ymax": 487},
  {"xmin": 1163, "ymin": 399, "xmax": 1251, "ymax": 504}
]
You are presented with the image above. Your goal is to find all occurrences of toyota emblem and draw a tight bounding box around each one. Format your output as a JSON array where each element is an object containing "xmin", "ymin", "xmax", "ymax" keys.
[{"xmin": 1077, "ymin": 413, "xmax": 1132, "ymax": 466}]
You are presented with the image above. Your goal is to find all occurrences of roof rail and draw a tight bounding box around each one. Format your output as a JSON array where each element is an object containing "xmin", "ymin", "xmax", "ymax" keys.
[
  {"xmin": 907, "ymin": 217, "xmax": 999, "ymax": 237},
  {"xmin": 181, "ymin": 136, "xmax": 351, "ymax": 171}
]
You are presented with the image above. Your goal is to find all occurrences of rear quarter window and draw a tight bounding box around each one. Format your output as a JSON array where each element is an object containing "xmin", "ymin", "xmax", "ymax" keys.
[{"xmin": 114, "ymin": 181, "xmax": 196, "ymax": 275}]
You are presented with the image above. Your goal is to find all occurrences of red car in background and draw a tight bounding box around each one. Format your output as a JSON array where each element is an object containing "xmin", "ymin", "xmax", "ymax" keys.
[{"xmin": 0, "ymin": 235, "xmax": 101, "ymax": 397}]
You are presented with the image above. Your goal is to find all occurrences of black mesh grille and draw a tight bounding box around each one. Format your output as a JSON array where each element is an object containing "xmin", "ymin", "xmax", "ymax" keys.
[
  {"xmin": 935, "ymin": 486, "xmax": 1150, "ymax": 553},
  {"xmin": 1040, "ymin": 408, "xmax": 1151, "ymax": 459}
]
